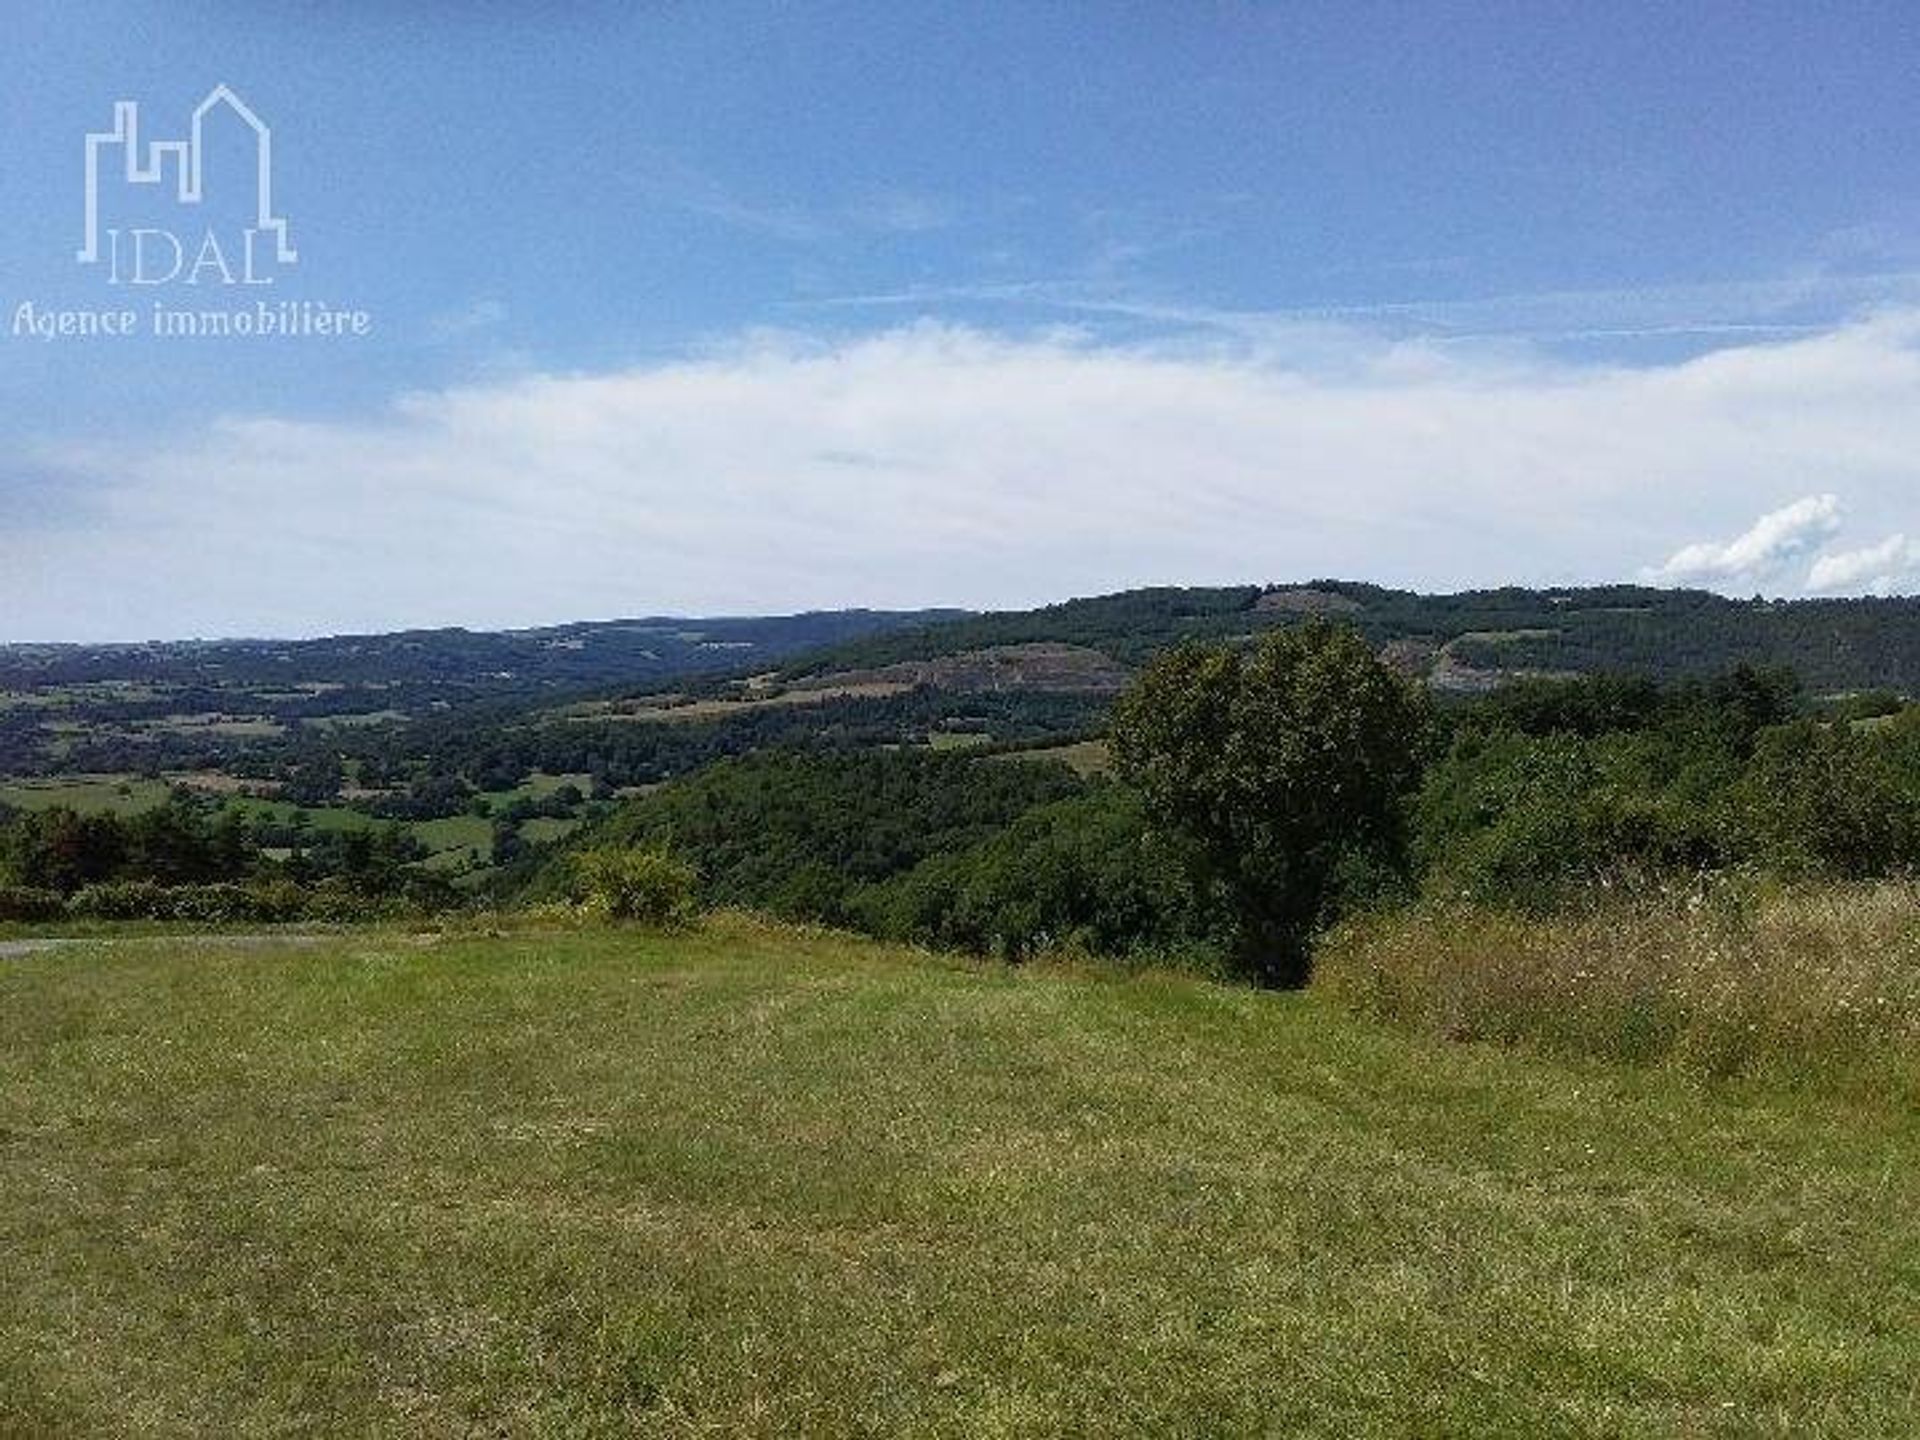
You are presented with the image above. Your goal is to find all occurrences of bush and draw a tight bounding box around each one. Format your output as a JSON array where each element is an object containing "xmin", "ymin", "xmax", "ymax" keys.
[
  {"xmin": 0, "ymin": 884, "xmax": 66, "ymax": 922},
  {"xmin": 569, "ymin": 847, "xmax": 698, "ymax": 925},
  {"xmin": 66, "ymin": 880, "xmax": 172, "ymax": 920},
  {"xmin": 60, "ymin": 879, "xmax": 389, "ymax": 923},
  {"xmin": 855, "ymin": 786, "xmax": 1217, "ymax": 964},
  {"xmin": 298, "ymin": 878, "xmax": 403, "ymax": 923},
  {"xmin": 1721, "ymin": 721, "xmax": 1920, "ymax": 879},
  {"xmin": 160, "ymin": 882, "xmax": 309, "ymax": 924},
  {"xmin": 1413, "ymin": 730, "xmax": 1729, "ymax": 910}
]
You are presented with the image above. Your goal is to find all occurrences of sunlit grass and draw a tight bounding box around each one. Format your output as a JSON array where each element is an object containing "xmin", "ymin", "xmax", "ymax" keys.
[
  {"xmin": 3, "ymin": 914, "xmax": 1916, "ymax": 1435},
  {"xmin": 1317, "ymin": 882, "xmax": 1920, "ymax": 1095},
  {"xmin": 0, "ymin": 774, "xmax": 175, "ymax": 815}
]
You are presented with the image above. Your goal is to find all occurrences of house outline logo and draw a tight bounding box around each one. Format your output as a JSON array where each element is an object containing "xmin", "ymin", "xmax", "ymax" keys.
[{"xmin": 77, "ymin": 84, "xmax": 296, "ymax": 272}]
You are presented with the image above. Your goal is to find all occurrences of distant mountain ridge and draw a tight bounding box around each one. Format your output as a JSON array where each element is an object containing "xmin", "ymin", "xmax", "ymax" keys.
[
  {"xmin": 777, "ymin": 583, "xmax": 1920, "ymax": 696},
  {"xmin": 0, "ymin": 610, "xmax": 967, "ymax": 777},
  {"xmin": 11, "ymin": 582, "xmax": 1920, "ymax": 713},
  {"xmin": 11, "ymin": 582, "xmax": 1920, "ymax": 830},
  {"xmin": 0, "ymin": 610, "xmax": 965, "ymax": 694}
]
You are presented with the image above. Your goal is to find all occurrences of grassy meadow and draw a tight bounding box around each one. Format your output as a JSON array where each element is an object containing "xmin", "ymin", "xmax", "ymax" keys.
[
  {"xmin": 1318, "ymin": 883, "xmax": 1920, "ymax": 1098},
  {"xmin": 4, "ymin": 916, "xmax": 1917, "ymax": 1436},
  {"xmin": 0, "ymin": 775, "xmax": 177, "ymax": 816}
]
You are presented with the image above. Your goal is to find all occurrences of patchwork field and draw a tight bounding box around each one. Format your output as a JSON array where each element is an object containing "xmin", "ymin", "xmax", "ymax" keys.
[
  {"xmin": 3, "ymin": 919, "xmax": 1914, "ymax": 1436},
  {"xmin": 558, "ymin": 680, "xmax": 914, "ymax": 724},
  {"xmin": 0, "ymin": 772, "xmax": 596, "ymax": 881}
]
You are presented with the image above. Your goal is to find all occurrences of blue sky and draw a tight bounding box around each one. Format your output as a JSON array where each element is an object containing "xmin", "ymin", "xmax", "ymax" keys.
[{"xmin": 5, "ymin": 2, "xmax": 1920, "ymax": 639}]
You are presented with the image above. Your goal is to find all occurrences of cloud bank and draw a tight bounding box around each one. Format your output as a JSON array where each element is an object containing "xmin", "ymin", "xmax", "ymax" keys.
[
  {"xmin": 1807, "ymin": 534, "xmax": 1920, "ymax": 595},
  {"xmin": 7, "ymin": 312, "xmax": 1920, "ymax": 640},
  {"xmin": 1649, "ymin": 494, "xmax": 1844, "ymax": 586}
]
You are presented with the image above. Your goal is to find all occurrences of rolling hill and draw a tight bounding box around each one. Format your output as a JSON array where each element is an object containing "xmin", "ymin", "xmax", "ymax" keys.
[{"xmin": 779, "ymin": 582, "xmax": 1920, "ymax": 696}]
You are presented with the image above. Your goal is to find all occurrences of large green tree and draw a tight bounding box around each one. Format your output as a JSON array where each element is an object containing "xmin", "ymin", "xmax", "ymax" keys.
[{"xmin": 1110, "ymin": 622, "xmax": 1428, "ymax": 985}]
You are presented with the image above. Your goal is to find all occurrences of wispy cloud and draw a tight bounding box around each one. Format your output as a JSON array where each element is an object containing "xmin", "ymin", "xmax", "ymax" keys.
[
  {"xmin": 798, "ymin": 269, "xmax": 1920, "ymax": 346},
  {"xmin": 847, "ymin": 190, "xmax": 956, "ymax": 234},
  {"xmin": 628, "ymin": 151, "xmax": 825, "ymax": 242},
  {"xmin": 9, "ymin": 313, "xmax": 1920, "ymax": 639},
  {"xmin": 630, "ymin": 162, "xmax": 957, "ymax": 244},
  {"xmin": 428, "ymin": 297, "xmax": 508, "ymax": 342}
]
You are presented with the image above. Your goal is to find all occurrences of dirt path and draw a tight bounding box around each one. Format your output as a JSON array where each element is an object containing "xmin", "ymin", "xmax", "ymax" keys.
[{"xmin": 0, "ymin": 933, "xmax": 336, "ymax": 959}]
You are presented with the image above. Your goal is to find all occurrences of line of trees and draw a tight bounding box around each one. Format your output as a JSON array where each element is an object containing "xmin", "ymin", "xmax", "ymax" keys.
[{"xmin": 0, "ymin": 793, "xmax": 452, "ymax": 921}]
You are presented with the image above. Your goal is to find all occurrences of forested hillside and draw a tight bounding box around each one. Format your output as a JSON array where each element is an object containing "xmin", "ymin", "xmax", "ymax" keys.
[
  {"xmin": 785, "ymin": 583, "xmax": 1920, "ymax": 694},
  {"xmin": 0, "ymin": 608, "xmax": 957, "ymax": 777}
]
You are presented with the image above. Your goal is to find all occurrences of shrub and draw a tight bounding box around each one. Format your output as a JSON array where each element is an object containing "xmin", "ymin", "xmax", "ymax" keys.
[
  {"xmin": 66, "ymin": 880, "xmax": 172, "ymax": 920},
  {"xmin": 856, "ymin": 786, "xmax": 1216, "ymax": 964},
  {"xmin": 0, "ymin": 884, "xmax": 67, "ymax": 922},
  {"xmin": 1413, "ymin": 731, "xmax": 1723, "ymax": 910},
  {"xmin": 61, "ymin": 879, "xmax": 388, "ymax": 923},
  {"xmin": 160, "ymin": 882, "xmax": 310, "ymax": 924},
  {"xmin": 1721, "ymin": 721, "xmax": 1920, "ymax": 878},
  {"xmin": 299, "ymin": 878, "xmax": 402, "ymax": 923},
  {"xmin": 235, "ymin": 880, "xmax": 316, "ymax": 923},
  {"xmin": 569, "ymin": 847, "xmax": 698, "ymax": 925}
]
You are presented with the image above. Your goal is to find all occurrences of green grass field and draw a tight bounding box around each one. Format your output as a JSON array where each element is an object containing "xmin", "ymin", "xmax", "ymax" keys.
[
  {"xmin": 988, "ymin": 738, "xmax": 1111, "ymax": 776},
  {"xmin": 520, "ymin": 815, "xmax": 582, "ymax": 846},
  {"xmin": 489, "ymin": 771, "xmax": 594, "ymax": 803},
  {"xmin": 0, "ymin": 775, "xmax": 176, "ymax": 815},
  {"xmin": 408, "ymin": 813, "xmax": 495, "ymax": 853},
  {"xmin": 218, "ymin": 797, "xmax": 383, "ymax": 835},
  {"xmin": 3, "ymin": 918, "xmax": 1916, "ymax": 1436}
]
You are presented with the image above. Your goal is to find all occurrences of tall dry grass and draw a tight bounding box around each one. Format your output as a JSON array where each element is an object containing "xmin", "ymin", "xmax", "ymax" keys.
[{"xmin": 1316, "ymin": 881, "xmax": 1920, "ymax": 1092}]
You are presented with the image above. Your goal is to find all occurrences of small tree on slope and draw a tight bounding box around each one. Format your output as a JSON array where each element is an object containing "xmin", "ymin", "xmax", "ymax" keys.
[{"xmin": 1110, "ymin": 621, "xmax": 1428, "ymax": 986}]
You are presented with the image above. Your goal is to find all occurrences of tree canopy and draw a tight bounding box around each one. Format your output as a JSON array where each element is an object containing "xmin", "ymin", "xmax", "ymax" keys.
[{"xmin": 1110, "ymin": 622, "xmax": 1429, "ymax": 985}]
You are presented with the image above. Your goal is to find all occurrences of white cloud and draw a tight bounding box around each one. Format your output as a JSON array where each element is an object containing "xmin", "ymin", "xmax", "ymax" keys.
[
  {"xmin": 1648, "ymin": 494, "xmax": 1844, "ymax": 586},
  {"xmin": 1807, "ymin": 534, "xmax": 1920, "ymax": 595},
  {"xmin": 8, "ymin": 312, "xmax": 1920, "ymax": 640}
]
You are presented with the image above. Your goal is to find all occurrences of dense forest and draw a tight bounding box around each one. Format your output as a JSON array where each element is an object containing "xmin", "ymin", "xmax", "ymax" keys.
[{"xmin": 783, "ymin": 582, "xmax": 1920, "ymax": 691}]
